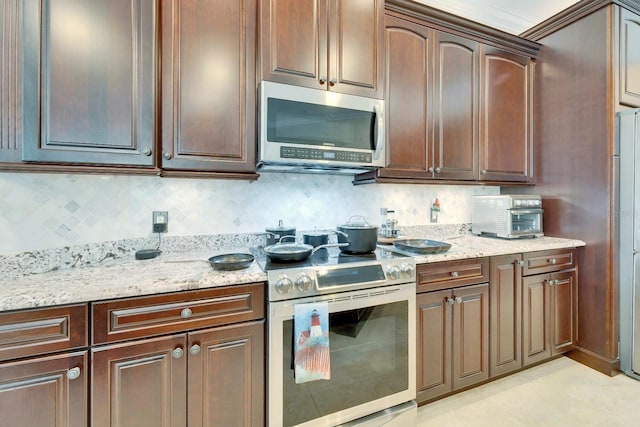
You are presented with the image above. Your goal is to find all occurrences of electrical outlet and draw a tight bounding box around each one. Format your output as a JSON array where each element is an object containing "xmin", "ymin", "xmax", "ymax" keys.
[{"xmin": 152, "ymin": 211, "xmax": 168, "ymax": 233}]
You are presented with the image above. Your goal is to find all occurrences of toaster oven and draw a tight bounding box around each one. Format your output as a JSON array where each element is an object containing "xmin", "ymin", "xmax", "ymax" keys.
[{"xmin": 471, "ymin": 195, "xmax": 543, "ymax": 239}]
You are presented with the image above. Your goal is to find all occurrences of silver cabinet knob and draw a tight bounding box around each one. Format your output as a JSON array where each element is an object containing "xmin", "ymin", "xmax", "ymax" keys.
[
  {"xmin": 518, "ymin": 260, "xmax": 525, "ymax": 267},
  {"xmin": 142, "ymin": 148, "xmax": 152, "ymax": 156},
  {"xmin": 67, "ymin": 367, "xmax": 81, "ymax": 380},
  {"xmin": 181, "ymin": 308, "xmax": 193, "ymax": 319},
  {"xmin": 435, "ymin": 167, "xmax": 442, "ymax": 173},
  {"xmin": 481, "ymin": 169, "xmax": 487, "ymax": 175},
  {"xmin": 447, "ymin": 297, "xmax": 455, "ymax": 305},
  {"xmin": 190, "ymin": 344, "xmax": 201, "ymax": 355},
  {"xmin": 450, "ymin": 271, "xmax": 459, "ymax": 278},
  {"xmin": 428, "ymin": 167, "xmax": 434, "ymax": 173},
  {"xmin": 163, "ymin": 152, "xmax": 172, "ymax": 160},
  {"xmin": 549, "ymin": 258, "xmax": 557, "ymax": 265},
  {"xmin": 547, "ymin": 279, "xmax": 557, "ymax": 286},
  {"xmin": 172, "ymin": 347, "xmax": 184, "ymax": 359},
  {"xmin": 455, "ymin": 296, "xmax": 463, "ymax": 304}
]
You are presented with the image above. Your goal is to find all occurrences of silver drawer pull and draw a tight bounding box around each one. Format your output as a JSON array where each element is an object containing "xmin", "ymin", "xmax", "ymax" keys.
[
  {"xmin": 455, "ymin": 296, "xmax": 462, "ymax": 304},
  {"xmin": 181, "ymin": 308, "xmax": 193, "ymax": 319},
  {"xmin": 446, "ymin": 297, "xmax": 455, "ymax": 305},
  {"xmin": 67, "ymin": 367, "xmax": 81, "ymax": 380},
  {"xmin": 172, "ymin": 347, "xmax": 184, "ymax": 359},
  {"xmin": 450, "ymin": 271, "xmax": 459, "ymax": 278},
  {"xmin": 549, "ymin": 258, "xmax": 557, "ymax": 265},
  {"xmin": 190, "ymin": 344, "xmax": 201, "ymax": 355}
]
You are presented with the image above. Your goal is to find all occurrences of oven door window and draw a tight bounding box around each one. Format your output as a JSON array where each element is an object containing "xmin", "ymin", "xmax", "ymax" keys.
[
  {"xmin": 267, "ymin": 98, "xmax": 375, "ymax": 150},
  {"xmin": 281, "ymin": 300, "xmax": 409, "ymax": 427},
  {"xmin": 510, "ymin": 209, "xmax": 542, "ymax": 234}
]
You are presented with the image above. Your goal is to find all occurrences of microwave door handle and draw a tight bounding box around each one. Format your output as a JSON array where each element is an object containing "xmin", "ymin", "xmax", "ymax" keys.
[{"xmin": 373, "ymin": 104, "xmax": 383, "ymax": 161}]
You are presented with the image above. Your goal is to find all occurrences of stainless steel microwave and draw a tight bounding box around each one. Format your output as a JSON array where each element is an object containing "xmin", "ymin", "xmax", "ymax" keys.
[
  {"xmin": 472, "ymin": 195, "xmax": 544, "ymax": 239},
  {"xmin": 257, "ymin": 81, "xmax": 385, "ymax": 175}
]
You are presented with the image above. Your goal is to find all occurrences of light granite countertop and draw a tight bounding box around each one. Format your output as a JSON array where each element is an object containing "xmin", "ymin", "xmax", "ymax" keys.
[{"xmin": 0, "ymin": 234, "xmax": 585, "ymax": 312}]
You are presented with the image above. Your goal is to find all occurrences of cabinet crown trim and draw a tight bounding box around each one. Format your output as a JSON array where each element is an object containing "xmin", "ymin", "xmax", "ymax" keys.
[
  {"xmin": 522, "ymin": 0, "xmax": 640, "ymax": 40},
  {"xmin": 385, "ymin": 0, "xmax": 541, "ymax": 57}
]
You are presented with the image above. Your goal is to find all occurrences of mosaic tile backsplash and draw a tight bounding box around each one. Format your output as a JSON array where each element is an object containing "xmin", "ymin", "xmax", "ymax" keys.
[{"xmin": 0, "ymin": 172, "xmax": 499, "ymax": 255}]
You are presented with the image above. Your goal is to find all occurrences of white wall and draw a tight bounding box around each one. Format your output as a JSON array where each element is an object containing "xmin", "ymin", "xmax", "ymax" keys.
[{"xmin": 0, "ymin": 172, "xmax": 499, "ymax": 254}]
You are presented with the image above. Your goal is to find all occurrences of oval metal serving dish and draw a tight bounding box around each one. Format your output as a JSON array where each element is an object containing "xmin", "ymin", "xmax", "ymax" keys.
[
  {"xmin": 392, "ymin": 239, "xmax": 452, "ymax": 254},
  {"xmin": 207, "ymin": 253, "xmax": 255, "ymax": 271}
]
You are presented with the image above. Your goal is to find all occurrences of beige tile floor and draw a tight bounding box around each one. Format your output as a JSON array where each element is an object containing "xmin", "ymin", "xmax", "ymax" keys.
[{"xmin": 415, "ymin": 357, "xmax": 640, "ymax": 426}]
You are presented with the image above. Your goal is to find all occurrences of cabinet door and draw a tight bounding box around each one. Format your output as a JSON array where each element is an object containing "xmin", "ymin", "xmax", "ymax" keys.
[
  {"xmin": 328, "ymin": 0, "xmax": 384, "ymax": 98},
  {"xmin": 261, "ymin": 0, "xmax": 327, "ymax": 90},
  {"xmin": 522, "ymin": 274, "xmax": 552, "ymax": 366},
  {"xmin": 489, "ymin": 255, "xmax": 522, "ymax": 377},
  {"xmin": 452, "ymin": 283, "xmax": 489, "ymax": 390},
  {"xmin": 187, "ymin": 321, "xmax": 264, "ymax": 427},
  {"xmin": 416, "ymin": 289, "xmax": 451, "ymax": 402},
  {"xmin": 161, "ymin": 0, "xmax": 257, "ymax": 173},
  {"xmin": 619, "ymin": 8, "xmax": 640, "ymax": 107},
  {"xmin": 378, "ymin": 15, "xmax": 433, "ymax": 179},
  {"xmin": 479, "ymin": 47, "xmax": 532, "ymax": 182},
  {"xmin": 0, "ymin": 351, "xmax": 87, "ymax": 427},
  {"xmin": 551, "ymin": 270, "xmax": 577, "ymax": 355},
  {"xmin": 91, "ymin": 335, "xmax": 187, "ymax": 427},
  {"xmin": 22, "ymin": 0, "xmax": 156, "ymax": 166},
  {"xmin": 433, "ymin": 32, "xmax": 478, "ymax": 181}
]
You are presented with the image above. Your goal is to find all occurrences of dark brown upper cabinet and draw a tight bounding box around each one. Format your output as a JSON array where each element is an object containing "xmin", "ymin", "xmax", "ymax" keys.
[
  {"xmin": 618, "ymin": 7, "xmax": 640, "ymax": 107},
  {"xmin": 378, "ymin": 20, "xmax": 479, "ymax": 181},
  {"xmin": 378, "ymin": 15, "xmax": 433, "ymax": 179},
  {"xmin": 260, "ymin": 0, "xmax": 384, "ymax": 99},
  {"xmin": 434, "ymin": 32, "xmax": 479, "ymax": 181},
  {"xmin": 22, "ymin": 0, "xmax": 157, "ymax": 166},
  {"xmin": 160, "ymin": 0, "xmax": 257, "ymax": 174},
  {"xmin": 479, "ymin": 47, "xmax": 533, "ymax": 183},
  {"xmin": 354, "ymin": 1, "xmax": 539, "ymax": 185}
]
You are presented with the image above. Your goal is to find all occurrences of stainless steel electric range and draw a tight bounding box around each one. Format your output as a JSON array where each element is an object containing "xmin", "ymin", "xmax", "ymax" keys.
[{"xmin": 261, "ymin": 247, "xmax": 418, "ymax": 427}]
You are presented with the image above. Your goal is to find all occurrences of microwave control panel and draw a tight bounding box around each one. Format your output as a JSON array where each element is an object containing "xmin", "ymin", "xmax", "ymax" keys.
[{"xmin": 280, "ymin": 147, "xmax": 372, "ymax": 164}]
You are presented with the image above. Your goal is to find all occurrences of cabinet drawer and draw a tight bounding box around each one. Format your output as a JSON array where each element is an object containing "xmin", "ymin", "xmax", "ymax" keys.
[
  {"xmin": 92, "ymin": 283, "xmax": 265, "ymax": 344},
  {"xmin": 523, "ymin": 249, "xmax": 576, "ymax": 276},
  {"xmin": 417, "ymin": 258, "xmax": 489, "ymax": 293},
  {"xmin": 0, "ymin": 304, "xmax": 88, "ymax": 362}
]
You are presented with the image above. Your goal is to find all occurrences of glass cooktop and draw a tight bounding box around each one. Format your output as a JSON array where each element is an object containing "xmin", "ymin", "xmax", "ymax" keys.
[{"xmin": 256, "ymin": 246, "xmax": 408, "ymax": 272}]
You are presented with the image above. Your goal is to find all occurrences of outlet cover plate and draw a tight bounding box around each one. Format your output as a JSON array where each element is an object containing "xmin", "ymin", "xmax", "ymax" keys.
[{"xmin": 152, "ymin": 211, "xmax": 168, "ymax": 233}]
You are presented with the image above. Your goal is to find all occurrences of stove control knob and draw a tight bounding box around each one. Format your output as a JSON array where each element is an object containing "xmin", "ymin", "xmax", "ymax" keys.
[
  {"xmin": 275, "ymin": 275, "xmax": 293, "ymax": 294},
  {"xmin": 295, "ymin": 274, "xmax": 313, "ymax": 292},
  {"xmin": 386, "ymin": 265, "xmax": 401, "ymax": 280},
  {"xmin": 400, "ymin": 263, "xmax": 415, "ymax": 278}
]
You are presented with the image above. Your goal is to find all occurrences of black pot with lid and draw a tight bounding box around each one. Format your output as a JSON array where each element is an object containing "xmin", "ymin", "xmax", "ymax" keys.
[
  {"xmin": 265, "ymin": 220, "xmax": 296, "ymax": 246},
  {"xmin": 336, "ymin": 215, "xmax": 378, "ymax": 254}
]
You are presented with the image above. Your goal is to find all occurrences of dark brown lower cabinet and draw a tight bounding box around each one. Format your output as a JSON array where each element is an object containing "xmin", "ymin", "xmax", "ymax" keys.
[
  {"xmin": 91, "ymin": 321, "xmax": 264, "ymax": 427},
  {"xmin": 91, "ymin": 335, "xmax": 187, "ymax": 427},
  {"xmin": 522, "ymin": 270, "xmax": 577, "ymax": 366},
  {"xmin": 489, "ymin": 254, "xmax": 523, "ymax": 377},
  {"xmin": 0, "ymin": 351, "xmax": 88, "ymax": 427},
  {"xmin": 417, "ymin": 283, "xmax": 489, "ymax": 402},
  {"xmin": 188, "ymin": 322, "xmax": 264, "ymax": 427}
]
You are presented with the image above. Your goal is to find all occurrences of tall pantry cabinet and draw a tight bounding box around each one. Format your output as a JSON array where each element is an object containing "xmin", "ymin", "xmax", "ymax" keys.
[{"xmin": 514, "ymin": 0, "xmax": 640, "ymax": 375}]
